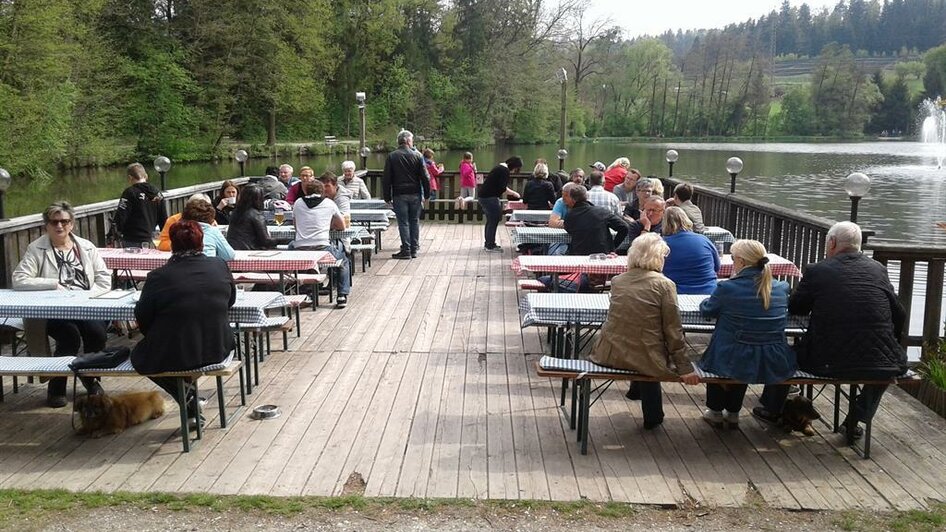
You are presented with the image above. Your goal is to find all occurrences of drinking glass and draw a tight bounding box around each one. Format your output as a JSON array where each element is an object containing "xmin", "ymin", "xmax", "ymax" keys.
[
  {"xmin": 274, "ymin": 209, "xmax": 285, "ymax": 226},
  {"xmin": 151, "ymin": 229, "xmax": 161, "ymax": 249}
]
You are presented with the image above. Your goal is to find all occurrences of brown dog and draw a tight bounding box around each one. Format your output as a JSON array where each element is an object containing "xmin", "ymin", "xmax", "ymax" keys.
[
  {"xmin": 75, "ymin": 391, "xmax": 165, "ymax": 438},
  {"xmin": 781, "ymin": 395, "xmax": 820, "ymax": 436}
]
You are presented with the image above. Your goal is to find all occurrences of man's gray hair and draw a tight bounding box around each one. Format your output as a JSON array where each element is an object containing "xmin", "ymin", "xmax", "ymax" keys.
[
  {"xmin": 341, "ymin": 160, "xmax": 356, "ymax": 171},
  {"xmin": 636, "ymin": 177, "xmax": 655, "ymax": 191},
  {"xmin": 588, "ymin": 171, "xmax": 604, "ymax": 187},
  {"xmin": 279, "ymin": 164, "xmax": 293, "ymax": 173},
  {"xmin": 397, "ymin": 129, "xmax": 413, "ymax": 146},
  {"xmin": 567, "ymin": 184, "xmax": 588, "ymax": 203},
  {"xmin": 186, "ymin": 193, "xmax": 212, "ymax": 205},
  {"xmin": 827, "ymin": 221, "xmax": 862, "ymax": 252}
]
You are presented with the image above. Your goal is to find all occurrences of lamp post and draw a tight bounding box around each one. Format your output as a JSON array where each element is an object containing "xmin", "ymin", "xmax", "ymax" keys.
[
  {"xmin": 665, "ymin": 149, "xmax": 679, "ymax": 178},
  {"xmin": 844, "ymin": 172, "xmax": 871, "ymax": 223},
  {"xmin": 556, "ymin": 149, "xmax": 568, "ymax": 172},
  {"xmin": 153, "ymin": 156, "xmax": 171, "ymax": 191},
  {"xmin": 726, "ymin": 156, "xmax": 743, "ymax": 194},
  {"xmin": 234, "ymin": 149, "xmax": 248, "ymax": 177},
  {"xmin": 356, "ymin": 91, "xmax": 367, "ymax": 170},
  {"xmin": 556, "ymin": 67, "xmax": 568, "ymax": 171},
  {"xmin": 0, "ymin": 168, "xmax": 11, "ymax": 220}
]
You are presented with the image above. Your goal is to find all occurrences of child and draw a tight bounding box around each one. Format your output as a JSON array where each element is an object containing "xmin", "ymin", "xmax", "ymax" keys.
[
  {"xmin": 423, "ymin": 148, "xmax": 444, "ymax": 202},
  {"xmin": 456, "ymin": 152, "xmax": 477, "ymax": 209}
]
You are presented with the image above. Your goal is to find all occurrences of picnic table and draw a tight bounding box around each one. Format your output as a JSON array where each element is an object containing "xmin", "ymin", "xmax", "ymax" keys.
[
  {"xmin": 508, "ymin": 210, "xmax": 553, "ymax": 224},
  {"xmin": 512, "ymin": 226, "xmax": 736, "ymax": 247},
  {"xmin": 217, "ymin": 226, "xmax": 376, "ymax": 246},
  {"xmin": 512, "ymin": 253, "xmax": 801, "ymax": 280},
  {"xmin": 0, "ymin": 289, "xmax": 284, "ymax": 326},
  {"xmin": 351, "ymin": 199, "xmax": 387, "ymax": 210},
  {"xmin": 350, "ymin": 209, "xmax": 394, "ymax": 224},
  {"xmin": 99, "ymin": 248, "xmax": 333, "ymax": 272}
]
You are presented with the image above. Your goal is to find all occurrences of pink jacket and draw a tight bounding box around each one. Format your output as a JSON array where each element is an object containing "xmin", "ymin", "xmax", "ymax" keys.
[
  {"xmin": 426, "ymin": 160, "xmax": 443, "ymax": 191},
  {"xmin": 459, "ymin": 161, "xmax": 476, "ymax": 188}
]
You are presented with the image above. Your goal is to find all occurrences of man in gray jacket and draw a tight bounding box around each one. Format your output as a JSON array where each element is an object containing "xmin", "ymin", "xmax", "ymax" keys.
[{"xmin": 381, "ymin": 130, "xmax": 429, "ymax": 259}]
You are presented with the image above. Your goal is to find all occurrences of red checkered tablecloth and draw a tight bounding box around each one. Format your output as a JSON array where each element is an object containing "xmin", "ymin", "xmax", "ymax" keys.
[
  {"xmin": 506, "ymin": 201, "xmax": 526, "ymax": 211},
  {"xmin": 718, "ymin": 254, "xmax": 801, "ymax": 278},
  {"xmin": 99, "ymin": 248, "xmax": 329, "ymax": 272}
]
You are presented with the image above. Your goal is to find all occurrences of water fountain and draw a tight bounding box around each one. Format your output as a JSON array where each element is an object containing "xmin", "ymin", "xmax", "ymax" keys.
[{"xmin": 920, "ymin": 97, "xmax": 946, "ymax": 169}]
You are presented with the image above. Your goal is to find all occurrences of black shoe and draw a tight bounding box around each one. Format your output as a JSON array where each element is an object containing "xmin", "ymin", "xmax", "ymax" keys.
[
  {"xmin": 392, "ymin": 250, "xmax": 412, "ymax": 260},
  {"xmin": 751, "ymin": 406, "xmax": 780, "ymax": 424},
  {"xmin": 484, "ymin": 245, "xmax": 503, "ymax": 253},
  {"xmin": 46, "ymin": 395, "xmax": 68, "ymax": 408},
  {"xmin": 187, "ymin": 414, "xmax": 206, "ymax": 432},
  {"xmin": 625, "ymin": 382, "xmax": 641, "ymax": 401},
  {"xmin": 643, "ymin": 417, "xmax": 664, "ymax": 430},
  {"xmin": 839, "ymin": 417, "xmax": 864, "ymax": 440},
  {"xmin": 86, "ymin": 380, "xmax": 105, "ymax": 396},
  {"xmin": 336, "ymin": 295, "xmax": 348, "ymax": 308},
  {"xmin": 411, "ymin": 251, "xmax": 418, "ymax": 258}
]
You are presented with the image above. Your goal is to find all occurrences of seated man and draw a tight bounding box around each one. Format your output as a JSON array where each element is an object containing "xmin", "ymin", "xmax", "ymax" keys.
[
  {"xmin": 278, "ymin": 164, "xmax": 300, "ymax": 188},
  {"xmin": 540, "ymin": 185, "xmax": 628, "ymax": 292},
  {"xmin": 257, "ymin": 166, "xmax": 288, "ymax": 201},
  {"xmin": 318, "ymin": 171, "xmax": 352, "ymax": 221},
  {"xmin": 286, "ymin": 166, "xmax": 316, "ymax": 205},
  {"xmin": 754, "ymin": 222, "xmax": 907, "ymax": 438},
  {"xmin": 667, "ymin": 182, "xmax": 705, "ymax": 233},
  {"xmin": 623, "ymin": 176, "xmax": 659, "ymax": 221},
  {"xmin": 618, "ymin": 196, "xmax": 665, "ymax": 254},
  {"xmin": 612, "ymin": 168, "xmax": 641, "ymax": 204},
  {"xmin": 291, "ymin": 180, "xmax": 350, "ymax": 308},
  {"xmin": 547, "ymin": 182, "xmax": 578, "ymax": 255},
  {"xmin": 586, "ymin": 170, "xmax": 621, "ymax": 217}
]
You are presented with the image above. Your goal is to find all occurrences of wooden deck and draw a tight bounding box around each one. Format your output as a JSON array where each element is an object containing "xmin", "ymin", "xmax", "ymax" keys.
[{"xmin": 2, "ymin": 222, "xmax": 946, "ymax": 510}]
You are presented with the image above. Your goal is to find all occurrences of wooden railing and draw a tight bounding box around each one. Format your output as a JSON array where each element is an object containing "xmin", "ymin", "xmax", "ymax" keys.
[{"xmin": 0, "ymin": 177, "xmax": 250, "ymax": 287}]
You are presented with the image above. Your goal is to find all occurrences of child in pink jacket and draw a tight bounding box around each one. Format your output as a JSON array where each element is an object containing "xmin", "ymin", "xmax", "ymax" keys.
[{"xmin": 456, "ymin": 152, "xmax": 477, "ymax": 208}]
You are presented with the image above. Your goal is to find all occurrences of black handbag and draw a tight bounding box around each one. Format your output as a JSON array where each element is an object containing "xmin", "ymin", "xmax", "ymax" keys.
[{"xmin": 67, "ymin": 346, "xmax": 131, "ymax": 372}]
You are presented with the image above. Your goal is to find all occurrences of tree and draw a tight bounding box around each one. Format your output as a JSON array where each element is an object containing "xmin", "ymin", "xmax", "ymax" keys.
[
  {"xmin": 557, "ymin": 0, "xmax": 619, "ymax": 100},
  {"xmin": 923, "ymin": 44, "xmax": 946, "ymax": 99},
  {"xmin": 810, "ymin": 44, "xmax": 882, "ymax": 135}
]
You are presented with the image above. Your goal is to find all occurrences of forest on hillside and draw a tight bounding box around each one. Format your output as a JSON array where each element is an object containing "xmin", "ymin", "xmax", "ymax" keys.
[{"xmin": 1, "ymin": 0, "xmax": 946, "ymax": 179}]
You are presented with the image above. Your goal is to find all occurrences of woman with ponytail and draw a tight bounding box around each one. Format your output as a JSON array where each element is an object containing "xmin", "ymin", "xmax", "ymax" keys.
[{"xmin": 696, "ymin": 239, "xmax": 796, "ymax": 428}]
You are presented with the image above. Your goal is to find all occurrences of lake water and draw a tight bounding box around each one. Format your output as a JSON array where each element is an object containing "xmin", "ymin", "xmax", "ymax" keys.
[{"xmin": 9, "ymin": 140, "xmax": 946, "ymax": 245}]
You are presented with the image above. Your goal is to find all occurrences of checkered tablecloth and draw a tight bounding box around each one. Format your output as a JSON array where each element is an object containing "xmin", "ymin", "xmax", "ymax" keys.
[
  {"xmin": 351, "ymin": 199, "xmax": 387, "ymax": 210},
  {"xmin": 677, "ymin": 294, "xmax": 808, "ymax": 332},
  {"xmin": 218, "ymin": 224, "xmax": 296, "ymax": 242},
  {"xmin": 512, "ymin": 255, "xmax": 627, "ymax": 276},
  {"xmin": 507, "ymin": 201, "xmax": 526, "ymax": 211},
  {"xmin": 520, "ymin": 293, "xmax": 610, "ymax": 326},
  {"xmin": 703, "ymin": 226, "xmax": 735, "ymax": 245},
  {"xmin": 718, "ymin": 253, "xmax": 801, "ymax": 278},
  {"xmin": 350, "ymin": 209, "xmax": 391, "ymax": 223},
  {"xmin": 509, "ymin": 210, "xmax": 553, "ymax": 224},
  {"xmin": 0, "ymin": 289, "xmax": 285, "ymax": 326},
  {"xmin": 99, "ymin": 248, "xmax": 327, "ymax": 272},
  {"xmin": 511, "ymin": 227, "xmax": 570, "ymax": 245}
]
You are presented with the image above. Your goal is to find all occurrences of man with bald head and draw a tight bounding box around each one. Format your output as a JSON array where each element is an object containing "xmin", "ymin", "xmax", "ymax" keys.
[{"xmin": 754, "ymin": 222, "xmax": 907, "ymax": 440}]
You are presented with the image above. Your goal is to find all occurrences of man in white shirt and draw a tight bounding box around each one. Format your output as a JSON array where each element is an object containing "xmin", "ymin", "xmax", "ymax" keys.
[
  {"xmin": 586, "ymin": 170, "xmax": 621, "ymax": 217},
  {"xmin": 292, "ymin": 180, "xmax": 350, "ymax": 308}
]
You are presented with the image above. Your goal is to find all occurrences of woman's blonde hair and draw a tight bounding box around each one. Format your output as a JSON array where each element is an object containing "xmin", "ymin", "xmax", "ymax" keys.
[
  {"xmin": 731, "ymin": 239, "xmax": 773, "ymax": 310},
  {"xmin": 627, "ymin": 233, "xmax": 669, "ymax": 272},
  {"xmin": 651, "ymin": 177, "xmax": 664, "ymax": 196},
  {"xmin": 533, "ymin": 162, "xmax": 549, "ymax": 179},
  {"xmin": 661, "ymin": 206, "xmax": 693, "ymax": 236},
  {"xmin": 608, "ymin": 157, "xmax": 630, "ymax": 170}
]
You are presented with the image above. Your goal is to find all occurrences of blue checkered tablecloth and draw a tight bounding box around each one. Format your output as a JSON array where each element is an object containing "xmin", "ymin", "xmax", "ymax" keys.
[
  {"xmin": 703, "ymin": 226, "xmax": 735, "ymax": 245},
  {"xmin": 350, "ymin": 209, "xmax": 391, "ymax": 223},
  {"xmin": 512, "ymin": 227, "xmax": 570, "ymax": 245},
  {"xmin": 0, "ymin": 289, "xmax": 285, "ymax": 326},
  {"xmin": 351, "ymin": 199, "xmax": 387, "ymax": 210},
  {"xmin": 509, "ymin": 210, "xmax": 553, "ymax": 224}
]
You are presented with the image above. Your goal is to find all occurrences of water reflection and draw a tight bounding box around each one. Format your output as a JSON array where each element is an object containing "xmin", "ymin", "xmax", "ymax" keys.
[{"xmin": 8, "ymin": 141, "xmax": 945, "ymax": 245}]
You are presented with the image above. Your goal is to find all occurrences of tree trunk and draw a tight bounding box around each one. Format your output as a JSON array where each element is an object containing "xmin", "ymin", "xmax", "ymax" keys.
[{"xmin": 267, "ymin": 107, "xmax": 277, "ymax": 146}]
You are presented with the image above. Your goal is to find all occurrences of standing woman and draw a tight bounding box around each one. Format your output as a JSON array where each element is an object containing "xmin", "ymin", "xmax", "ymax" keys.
[
  {"xmin": 213, "ymin": 180, "xmax": 239, "ymax": 225},
  {"xmin": 589, "ymin": 233, "xmax": 700, "ymax": 429},
  {"xmin": 478, "ymin": 156, "xmax": 523, "ymax": 252},
  {"xmin": 12, "ymin": 202, "xmax": 112, "ymax": 407},
  {"xmin": 225, "ymin": 184, "xmax": 275, "ymax": 250},
  {"xmin": 697, "ymin": 239, "xmax": 796, "ymax": 427}
]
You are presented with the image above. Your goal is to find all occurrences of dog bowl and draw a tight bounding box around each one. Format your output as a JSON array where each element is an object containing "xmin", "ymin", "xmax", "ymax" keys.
[{"xmin": 252, "ymin": 404, "xmax": 280, "ymax": 420}]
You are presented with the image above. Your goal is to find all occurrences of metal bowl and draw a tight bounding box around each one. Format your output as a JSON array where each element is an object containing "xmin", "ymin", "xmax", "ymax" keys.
[{"xmin": 251, "ymin": 404, "xmax": 281, "ymax": 420}]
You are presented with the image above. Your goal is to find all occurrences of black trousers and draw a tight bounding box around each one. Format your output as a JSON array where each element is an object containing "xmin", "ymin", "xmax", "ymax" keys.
[
  {"xmin": 705, "ymin": 383, "xmax": 749, "ymax": 413},
  {"xmin": 761, "ymin": 383, "xmax": 888, "ymax": 424},
  {"xmin": 637, "ymin": 381, "xmax": 664, "ymax": 425},
  {"xmin": 149, "ymin": 376, "xmax": 199, "ymax": 419},
  {"xmin": 46, "ymin": 319, "xmax": 107, "ymax": 396}
]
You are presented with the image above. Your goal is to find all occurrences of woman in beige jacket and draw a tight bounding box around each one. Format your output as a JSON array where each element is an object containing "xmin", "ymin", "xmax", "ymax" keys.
[
  {"xmin": 589, "ymin": 233, "xmax": 699, "ymax": 429},
  {"xmin": 12, "ymin": 202, "xmax": 112, "ymax": 407}
]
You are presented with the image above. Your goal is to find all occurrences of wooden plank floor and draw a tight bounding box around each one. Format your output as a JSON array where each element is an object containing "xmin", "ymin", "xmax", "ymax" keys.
[{"xmin": 1, "ymin": 222, "xmax": 945, "ymax": 510}]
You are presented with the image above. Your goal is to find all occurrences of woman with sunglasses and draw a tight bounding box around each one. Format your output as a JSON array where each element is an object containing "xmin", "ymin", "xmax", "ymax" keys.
[{"xmin": 12, "ymin": 201, "xmax": 112, "ymax": 407}]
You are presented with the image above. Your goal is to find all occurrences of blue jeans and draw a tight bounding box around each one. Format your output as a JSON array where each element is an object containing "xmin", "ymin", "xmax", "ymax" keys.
[
  {"xmin": 392, "ymin": 194, "xmax": 422, "ymax": 253},
  {"xmin": 327, "ymin": 245, "xmax": 351, "ymax": 296},
  {"xmin": 548, "ymin": 243, "xmax": 569, "ymax": 256},
  {"xmin": 478, "ymin": 196, "xmax": 502, "ymax": 248}
]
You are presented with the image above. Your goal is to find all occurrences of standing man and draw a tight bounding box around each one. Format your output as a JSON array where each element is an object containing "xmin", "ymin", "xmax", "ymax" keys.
[
  {"xmin": 478, "ymin": 156, "xmax": 523, "ymax": 253},
  {"xmin": 754, "ymin": 222, "xmax": 907, "ymax": 438},
  {"xmin": 115, "ymin": 163, "xmax": 168, "ymax": 248},
  {"xmin": 340, "ymin": 160, "xmax": 371, "ymax": 199},
  {"xmin": 382, "ymin": 130, "xmax": 429, "ymax": 259}
]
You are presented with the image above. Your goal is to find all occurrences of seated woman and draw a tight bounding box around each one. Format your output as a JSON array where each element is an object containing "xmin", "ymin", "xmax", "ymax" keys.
[
  {"xmin": 661, "ymin": 206, "xmax": 720, "ymax": 294},
  {"xmin": 213, "ymin": 180, "xmax": 239, "ymax": 225},
  {"xmin": 156, "ymin": 193, "xmax": 211, "ymax": 251},
  {"xmin": 12, "ymin": 201, "xmax": 112, "ymax": 407},
  {"xmin": 522, "ymin": 162, "xmax": 555, "ymax": 210},
  {"xmin": 225, "ymin": 185, "xmax": 276, "ymax": 250},
  {"xmin": 131, "ymin": 220, "xmax": 236, "ymax": 425},
  {"xmin": 589, "ymin": 233, "xmax": 699, "ymax": 429},
  {"xmin": 697, "ymin": 239, "xmax": 796, "ymax": 427},
  {"xmin": 181, "ymin": 199, "xmax": 235, "ymax": 260}
]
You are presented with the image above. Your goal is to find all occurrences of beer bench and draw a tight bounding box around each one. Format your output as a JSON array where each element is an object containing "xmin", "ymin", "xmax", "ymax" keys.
[
  {"xmin": 535, "ymin": 355, "xmax": 918, "ymax": 459},
  {"xmin": 0, "ymin": 354, "xmax": 245, "ymax": 453}
]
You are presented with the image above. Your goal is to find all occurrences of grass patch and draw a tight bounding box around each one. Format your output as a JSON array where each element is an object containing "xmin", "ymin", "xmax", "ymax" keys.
[{"xmin": 888, "ymin": 505, "xmax": 946, "ymax": 532}]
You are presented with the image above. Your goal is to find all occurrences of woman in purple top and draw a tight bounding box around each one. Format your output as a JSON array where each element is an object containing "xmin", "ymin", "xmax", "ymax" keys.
[{"xmin": 661, "ymin": 207, "xmax": 720, "ymax": 294}]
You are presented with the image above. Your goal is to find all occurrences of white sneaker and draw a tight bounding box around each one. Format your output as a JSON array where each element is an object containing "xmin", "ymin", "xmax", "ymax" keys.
[
  {"xmin": 702, "ymin": 409, "xmax": 724, "ymax": 427},
  {"xmin": 723, "ymin": 409, "xmax": 740, "ymax": 427}
]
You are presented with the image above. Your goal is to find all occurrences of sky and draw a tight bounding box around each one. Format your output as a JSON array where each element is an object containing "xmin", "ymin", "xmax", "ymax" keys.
[{"xmin": 587, "ymin": 0, "xmax": 839, "ymax": 39}]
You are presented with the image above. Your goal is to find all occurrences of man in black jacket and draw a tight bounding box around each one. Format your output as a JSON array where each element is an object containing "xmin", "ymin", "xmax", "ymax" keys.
[
  {"xmin": 540, "ymin": 185, "xmax": 628, "ymax": 292},
  {"xmin": 382, "ymin": 130, "xmax": 429, "ymax": 259},
  {"xmin": 754, "ymin": 222, "xmax": 908, "ymax": 437},
  {"xmin": 114, "ymin": 163, "xmax": 168, "ymax": 247}
]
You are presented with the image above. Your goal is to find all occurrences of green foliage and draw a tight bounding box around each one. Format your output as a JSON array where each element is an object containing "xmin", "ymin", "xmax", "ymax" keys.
[
  {"xmin": 776, "ymin": 87, "xmax": 815, "ymax": 135},
  {"xmin": 809, "ymin": 44, "xmax": 882, "ymax": 135},
  {"xmin": 923, "ymin": 44, "xmax": 946, "ymax": 98}
]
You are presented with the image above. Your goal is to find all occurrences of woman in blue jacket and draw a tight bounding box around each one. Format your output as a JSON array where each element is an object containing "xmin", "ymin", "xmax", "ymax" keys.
[
  {"xmin": 662, "ymin": 207, "xmax": 719, "ymax": 294},
  {"xmin": 697, "ymin": 239, "xmax": 796, "ymax": 428}
]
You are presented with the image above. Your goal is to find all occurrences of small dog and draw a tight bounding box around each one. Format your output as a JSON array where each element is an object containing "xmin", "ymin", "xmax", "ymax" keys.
[
  {"xmin": 781, "ymin": 395, "xmax": 820, "ymax": 436},
  {"xmin": 75, "ymin": 391, "xmax": 165, "ymax": 438}
]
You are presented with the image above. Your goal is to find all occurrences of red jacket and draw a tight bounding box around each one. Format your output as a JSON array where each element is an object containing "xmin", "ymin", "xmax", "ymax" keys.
[{"xmin": 603, "ymin": 167, "xmax": 627, "ymax": 192}]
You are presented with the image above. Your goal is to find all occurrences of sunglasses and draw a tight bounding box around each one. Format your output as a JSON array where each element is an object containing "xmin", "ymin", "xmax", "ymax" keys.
[{"xmin": 47, "ymin": 219, "xmax": 73, "ymax": 226}]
